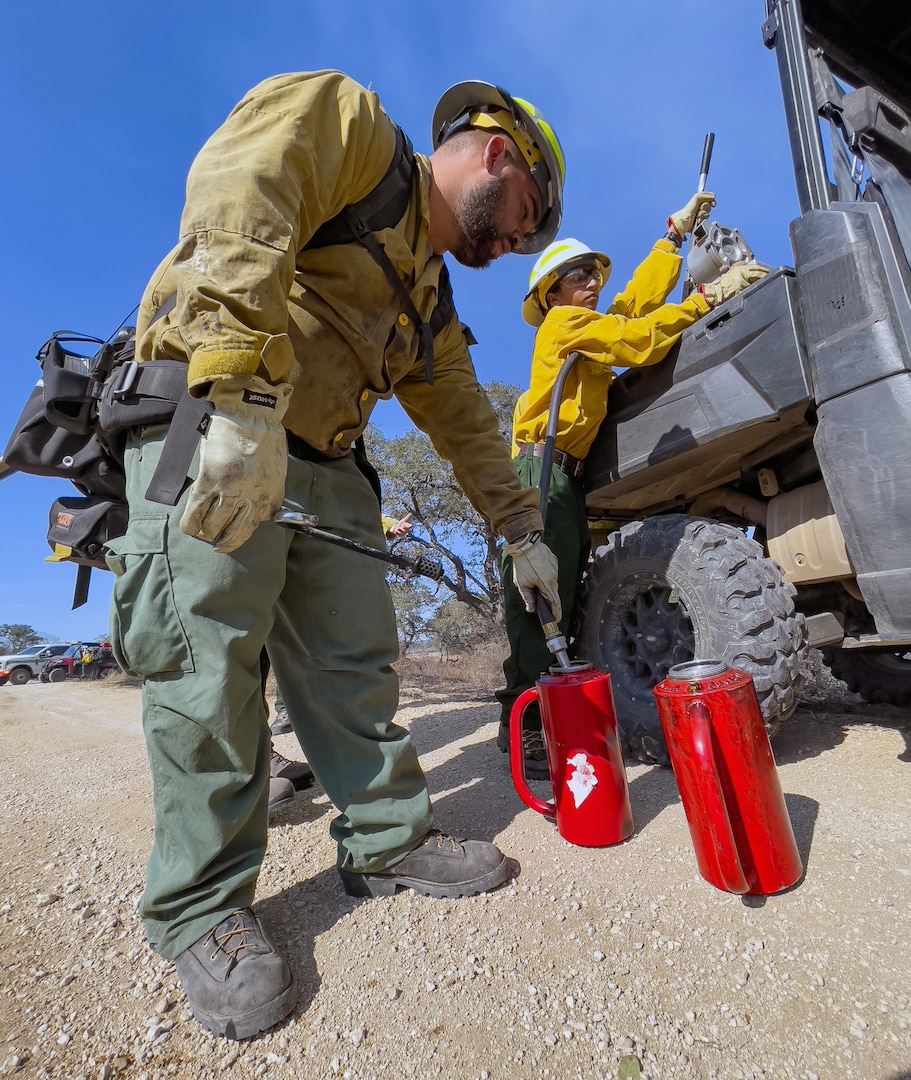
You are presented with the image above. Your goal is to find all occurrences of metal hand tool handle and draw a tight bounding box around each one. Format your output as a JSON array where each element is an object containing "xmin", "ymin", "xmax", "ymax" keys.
[
  {"xmin": 273, "ymin": 510, "xmax": 443, "ymax": 581},
  {"xmin": 697, "ymin": 132, "xmax": 715, "ymax": 193}
]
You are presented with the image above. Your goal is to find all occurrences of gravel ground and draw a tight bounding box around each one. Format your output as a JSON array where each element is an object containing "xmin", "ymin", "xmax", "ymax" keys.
[{"xmin": 1, "ymin": 665, "xmax": 910, "ymax": 1080}]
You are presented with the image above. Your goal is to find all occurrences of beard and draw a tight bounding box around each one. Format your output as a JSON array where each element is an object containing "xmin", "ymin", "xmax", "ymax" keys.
[{"xmin": 449, "ymin": 175, "xmax": 511, "ymax": 269}]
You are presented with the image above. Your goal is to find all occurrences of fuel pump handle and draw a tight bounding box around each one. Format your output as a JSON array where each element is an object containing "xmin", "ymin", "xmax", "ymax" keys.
[
  {"xmin": 536, "ymin": 592, "xmax": 571, "ymax": 670},
  {"xmin": 697, "ymin": 132, "xmax": 715, "ymax": 193}
]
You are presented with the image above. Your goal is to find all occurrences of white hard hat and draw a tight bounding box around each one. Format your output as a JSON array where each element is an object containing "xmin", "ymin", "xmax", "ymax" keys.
[
  {"xmin": 522, "ymin": 238, "xmax": 612, "ymax": 326},
  {"xmin": 432, "ymin": 80, "xmax": 566, "ymax": 254}
]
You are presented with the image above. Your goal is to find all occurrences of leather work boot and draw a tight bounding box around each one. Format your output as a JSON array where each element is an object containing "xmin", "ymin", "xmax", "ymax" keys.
[
  {"xmin": 497, "ymin": 721, "xmax": 551, "ymax": 782},
  {"xmin": 270, "ymin": 710, "xmax": 293, "ymax": 736},
  {"xmin": 270, "ymin": 746, "xmax": 315, "ymax": 791},
  {"xmin": 174, "ymin": 908, "xmax": 297, "ymax": 1040},
  {"xmin": 267, "ymin": 777, "xmax": 295, "ymax": 819},
  {"xmin": 337, "ymin": 831, "xmax": 515, "ymax": 899}
]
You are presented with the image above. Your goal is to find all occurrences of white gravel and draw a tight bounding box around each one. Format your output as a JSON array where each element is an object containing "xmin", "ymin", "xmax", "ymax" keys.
[{"xmin": 0, "ymin": 669, "xmax": 909, "ymax": 1079}]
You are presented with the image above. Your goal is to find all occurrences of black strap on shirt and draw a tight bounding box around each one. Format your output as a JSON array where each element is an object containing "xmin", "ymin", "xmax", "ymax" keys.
[
  {"xmin": 307, "ymin": 125, "xmax": 416, "ymax": 249},
  {"xmin": 301, "ymin": 124, "xmax": 454, "ymax": 386}
]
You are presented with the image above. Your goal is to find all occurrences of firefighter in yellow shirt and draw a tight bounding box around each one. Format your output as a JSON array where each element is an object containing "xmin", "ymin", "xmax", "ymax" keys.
[{"xmin": 496, "ymin": 212, "xmax": 769, "ymax": 778}]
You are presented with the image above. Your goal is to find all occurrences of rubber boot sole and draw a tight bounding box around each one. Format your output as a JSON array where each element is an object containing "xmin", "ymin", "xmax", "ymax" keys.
[
  {"xmin": 188, "ymin": 978, "xmax": 299, "ymax": 1041},
  {"xmin": 338, "ymin": 853, "xmax": 514, "ymax": 899}
]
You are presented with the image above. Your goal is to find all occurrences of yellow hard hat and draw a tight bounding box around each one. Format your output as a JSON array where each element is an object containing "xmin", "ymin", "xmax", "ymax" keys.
[
  {"xmin": 431, "ymin": 81, "xmax": 565, "ymax": 254},
  {"xmin": 522, "ymin": 238, "xmax": 612, "ymax": 326}
]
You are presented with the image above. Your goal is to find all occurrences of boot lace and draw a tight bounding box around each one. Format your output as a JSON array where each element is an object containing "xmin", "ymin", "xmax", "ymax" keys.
[
  {"xmin": 205, "ymin": 910, "xmax": 260, "ymax": 965},
  {"xmin": 423, "ymin": 831, "xmax": 461, "ymax": 852},
  {"xmin": 522, "ymin": 729, "xmax": 547, "ymax": 760}
]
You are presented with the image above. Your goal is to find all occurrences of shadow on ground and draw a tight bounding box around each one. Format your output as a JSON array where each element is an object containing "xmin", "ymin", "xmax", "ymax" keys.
[
  {"xmin": 407, "ymin": 700, "xmax": 529, "ymax": 842},
  {"xmin": 258, "ymin": 866, "xmax": 361, "ymax": 1023},
  {"xmin": 773, "ymin": 697, "xmax": 911, "ymax": 766}
]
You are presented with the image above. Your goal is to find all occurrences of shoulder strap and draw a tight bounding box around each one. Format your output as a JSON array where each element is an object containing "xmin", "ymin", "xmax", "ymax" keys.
[
  {"xmin": 306, "ymin": 125, "xmax": 415, "ymax": 250},
  {"xmin": 339, "ymin": 204, "xmax": 435, "ymax": 385},
  {"xmin": 428, "ymin": 263, "xmax": 454, "ymax": 337},
  {"xmin": 301, "ymin": 124, "xmax": 456, "ymax": 385}
]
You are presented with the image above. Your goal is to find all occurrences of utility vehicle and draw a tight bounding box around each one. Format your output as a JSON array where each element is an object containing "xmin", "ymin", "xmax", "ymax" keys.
[{"xmin": 580, "ymin": 0, "xmax": 911, "ymax": 761}]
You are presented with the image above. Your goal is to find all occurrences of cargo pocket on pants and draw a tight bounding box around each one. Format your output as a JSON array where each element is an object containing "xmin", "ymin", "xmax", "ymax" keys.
[{"xmin": 104, "ymin": 515, "xmax": 194, "ymax": 677}]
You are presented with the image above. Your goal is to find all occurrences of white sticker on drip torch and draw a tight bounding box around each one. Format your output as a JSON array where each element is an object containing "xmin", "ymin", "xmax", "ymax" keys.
[{"xmin": 566, "ymin": 752, "xmax": 599, "ymax": 808}]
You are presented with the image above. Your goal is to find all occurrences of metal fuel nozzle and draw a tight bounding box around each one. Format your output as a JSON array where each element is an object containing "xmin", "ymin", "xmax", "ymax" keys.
[{"xmin": 536, "ymin": 593, "xmax": 572, "ymax": 670}]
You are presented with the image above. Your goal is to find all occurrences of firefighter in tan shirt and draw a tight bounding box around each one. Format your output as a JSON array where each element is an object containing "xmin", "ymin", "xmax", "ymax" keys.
[{"xmin": 106, "ymin": 70, "xmax": 566, "ymax": 1039}]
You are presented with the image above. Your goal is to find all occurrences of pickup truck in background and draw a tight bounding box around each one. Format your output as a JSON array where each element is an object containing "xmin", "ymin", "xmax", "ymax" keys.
[{"xmin": 0, "ymin": 644, "xmax": 70, "ymax": 685}]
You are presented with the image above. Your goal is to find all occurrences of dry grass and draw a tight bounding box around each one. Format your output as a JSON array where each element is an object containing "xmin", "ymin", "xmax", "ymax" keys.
[
  {"xmin": 95, "ymin": 669, "xmax": 143, "ymax": 689},
  {"xmin": 97, "ymin": 640, "xmax": 509, "ymax": 702},
  {"xmin": 396, "ymin": 636, "xmax": 508, "ymax": 695}
]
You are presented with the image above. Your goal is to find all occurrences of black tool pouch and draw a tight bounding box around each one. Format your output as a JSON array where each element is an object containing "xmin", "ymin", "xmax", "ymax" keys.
[
  {"xmin": 2, "ymin": 328, "xmax": 192, "ymax": 607},
  {"xmin": 41, "ymin": 333, "xmax": 110, "ymax": 434},
  {"xmin": 46, "ymin": 495, "xmax": 130, "ymax": 609},
  {"xmin": 47, "ymin": 495, "xmax": 129, "ymax": 570},
  {"xmin": 3, "ymin": 382, "xmax": 125, "ymax": 500},
  {"xmin": 3, "ymin": 332, "xmax": 130, "ymax": 499}
]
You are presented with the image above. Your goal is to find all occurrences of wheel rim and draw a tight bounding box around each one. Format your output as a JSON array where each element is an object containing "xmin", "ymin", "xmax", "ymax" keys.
[{"xmin": 607, "ymin": 574, "xmax": 696, "ymax": 694}]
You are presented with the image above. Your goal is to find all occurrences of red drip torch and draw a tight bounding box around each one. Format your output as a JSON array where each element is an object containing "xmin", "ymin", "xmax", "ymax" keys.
[
  {"xmin": 653, "ymin": 659, "xmax": 803, "ymax": 895},
  {"xmin": 509, "ymin": 352, "xmax": 634, "ymax": 846}
]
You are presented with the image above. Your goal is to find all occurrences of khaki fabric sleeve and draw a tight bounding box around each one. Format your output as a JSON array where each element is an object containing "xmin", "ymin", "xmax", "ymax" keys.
[
  {"xmin": 395, "ymin": 317, "xmax": 542, "ymax": 543},
  {"xmin": 160, "ymin": 72, "xmax": 394, "ymax": 391}
]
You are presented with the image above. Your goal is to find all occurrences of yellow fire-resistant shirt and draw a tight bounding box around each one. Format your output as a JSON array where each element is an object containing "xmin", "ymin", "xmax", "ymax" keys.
[
  {"xmin": 134, "ymin": 70, "xmax": 541, "ymax": 543},
  {"xmin": 511, "ymin": 240, "xmax": 712, "ymax": 461}
]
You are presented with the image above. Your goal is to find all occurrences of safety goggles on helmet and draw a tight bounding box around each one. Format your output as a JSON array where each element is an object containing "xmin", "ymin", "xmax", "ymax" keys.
[
  {"xmin": 522, "ymin": 238, "xmax": 612, "ymax": 326},
  {"xmin": 431, "ymin": 81, "xmax": 566, "ymax": 254}
]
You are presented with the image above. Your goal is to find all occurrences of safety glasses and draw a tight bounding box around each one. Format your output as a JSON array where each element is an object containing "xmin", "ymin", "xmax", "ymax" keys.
[{"xmin": 560, "ymin": 265, "xmax": 603, "ymax": 289}]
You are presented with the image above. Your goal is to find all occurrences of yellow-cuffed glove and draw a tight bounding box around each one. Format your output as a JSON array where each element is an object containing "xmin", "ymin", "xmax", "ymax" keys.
[
  {"xmin": 504, "ymin": 533, "xmax": 562, "ymax": 623},
  {"xmin": 179, "ymin": 374, "xmax": 292, "ymax": 553},
  {"xmin": 667, "ymin": 191, "xmax": 716, "ymax": 239},
  {"xmin": 699, "ymin": 261, "xmax": 771, "ymax": 307}
]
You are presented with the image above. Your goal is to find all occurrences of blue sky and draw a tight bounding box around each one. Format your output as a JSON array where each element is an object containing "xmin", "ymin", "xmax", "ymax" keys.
[{"xmin": 0, "ymin": 1, "xmax": 801, "ymax": 641}]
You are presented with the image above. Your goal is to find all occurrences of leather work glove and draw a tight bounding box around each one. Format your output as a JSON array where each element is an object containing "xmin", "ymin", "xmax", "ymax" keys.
[
  {"xmin": 667, "ymin": 191, "xmax": 716, "ymax": 239},
  {"xmin": 699, "ymin": 261, "xmax": 771, "ymax": 307},
  {"xmin": 180, "ymin": 374, "xmax": 293, "ymax": 553},
  {"xmin": 504, "ymin": 533, "xmax": 563, "ymax": 623}
]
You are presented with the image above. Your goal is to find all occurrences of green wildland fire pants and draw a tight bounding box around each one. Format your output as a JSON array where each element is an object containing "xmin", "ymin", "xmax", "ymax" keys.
[
  {"xmin": 106, "ymin": 425, "xmax": 432, "ymax": 960},
  {"xmin": 495, "ymin": 453, "xmax": 591, "ymax": 730}
]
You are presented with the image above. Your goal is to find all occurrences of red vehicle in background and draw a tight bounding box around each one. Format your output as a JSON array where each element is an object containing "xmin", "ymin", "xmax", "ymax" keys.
[{"xmin": 40, "ymin": 643, "xmax": 118, "ymax": 682}]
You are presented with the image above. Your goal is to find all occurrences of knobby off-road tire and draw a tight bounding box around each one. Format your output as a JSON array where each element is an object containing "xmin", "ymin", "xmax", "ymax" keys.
[
  {"xmin": 822, "ymin": 645, "xmax": 911, "ymax": 707},
  {"xmin": 48, "ymin": 666, "xmax": 68, "ymax": 683},
  {"xmin": 579, "ymin": 515, "xmax": 809, "ymax": 764}
]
